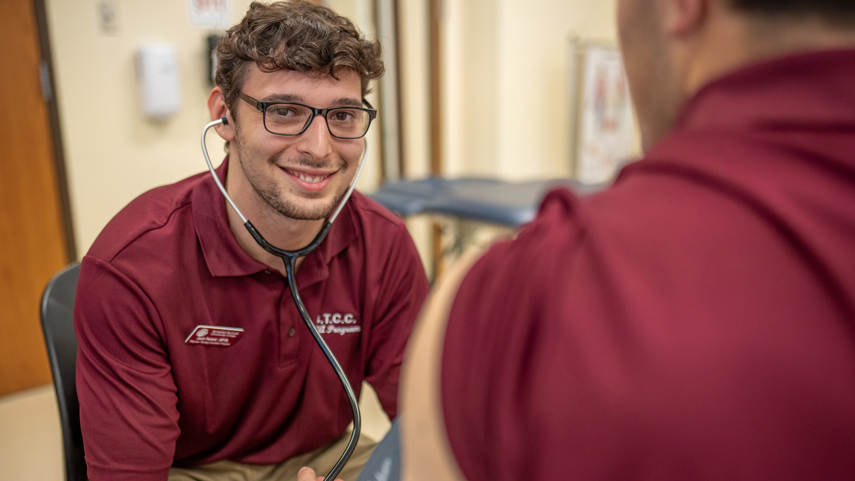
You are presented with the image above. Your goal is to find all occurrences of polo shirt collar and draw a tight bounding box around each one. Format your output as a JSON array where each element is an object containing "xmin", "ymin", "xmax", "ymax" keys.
[
  {"xmin": 674, "ymin": 49, "xmax": 855, "ymax": 133},
  {"xmin": 192, "ymin": 157, "xmax": 358, "ymax": 286}
]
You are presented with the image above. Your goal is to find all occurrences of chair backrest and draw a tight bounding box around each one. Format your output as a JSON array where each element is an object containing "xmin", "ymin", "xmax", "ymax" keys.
[{"xmin": 40, "ymin": 262, "xmax": 86, "ymax": 481}]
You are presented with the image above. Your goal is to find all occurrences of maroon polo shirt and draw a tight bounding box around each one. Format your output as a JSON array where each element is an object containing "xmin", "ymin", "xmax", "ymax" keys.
[
  {"xmin": 442, "ymin": 49, "xmax": 855, "ymax": 480},
  {"xmin": 74, "ymin": 159, "xmax": 429, "ymax": 481}
]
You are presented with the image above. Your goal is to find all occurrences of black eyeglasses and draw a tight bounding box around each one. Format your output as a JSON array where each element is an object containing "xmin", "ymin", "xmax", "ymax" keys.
[{"xmin": 238, "ymin": 92, "xmax": 377, "ymax": 140}]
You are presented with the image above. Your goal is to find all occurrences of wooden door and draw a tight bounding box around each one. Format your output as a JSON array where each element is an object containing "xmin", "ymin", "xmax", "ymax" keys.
[{"xmin": 0, "ymin": 0, "xmax": 71, "ymax": 396}]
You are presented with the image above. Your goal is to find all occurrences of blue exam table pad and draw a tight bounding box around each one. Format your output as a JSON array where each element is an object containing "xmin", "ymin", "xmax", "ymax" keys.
[
  {"xmin": 367, "ymin": 177, "xmax": 503, "ymax": 217},
  {"xmin": 357, "ymin": 419, "xmax": 401, "ymax": 481},
  {"xmin": 368, "ymin": 177, "xmax": 607, "ymax": 227}
]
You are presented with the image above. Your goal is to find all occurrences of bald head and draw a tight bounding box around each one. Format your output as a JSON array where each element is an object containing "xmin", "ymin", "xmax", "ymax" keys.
[
  {"xmin": 729, "ymin": 0, "xmax": 855, "ymax": 27},
  {"xmin": 617, "ymin": 0, "xmax": 855, "ymax": 151}
]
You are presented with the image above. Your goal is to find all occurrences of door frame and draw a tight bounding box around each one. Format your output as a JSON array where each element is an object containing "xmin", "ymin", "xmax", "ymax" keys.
[{"xmin": 33, "ymin": 0, "xmax": 76, "ymax": 261}]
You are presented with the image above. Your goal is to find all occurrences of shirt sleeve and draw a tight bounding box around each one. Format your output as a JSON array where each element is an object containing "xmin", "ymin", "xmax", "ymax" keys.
[
  {"xmin": 439, "ymin": 190, "xmax": 587, "ymax": 481},
  {"xmin": 74, "ymin": 256, "xmax": 180, "ymax": 481},
  {"xmin": 362, "ymin": 224, "xmax": 430, "ymax": 420}
]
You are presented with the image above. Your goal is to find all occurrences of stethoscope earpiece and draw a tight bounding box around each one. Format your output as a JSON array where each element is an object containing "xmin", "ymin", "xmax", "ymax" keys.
[{"xmin": 221, "ymin": 116, "xmax": 228, "ymax": 126}]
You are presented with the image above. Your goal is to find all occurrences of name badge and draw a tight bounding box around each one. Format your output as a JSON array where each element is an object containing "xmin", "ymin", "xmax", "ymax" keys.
[{"xmin": 184, "ymin": 325, "xmax": 244, "ymax": 347}]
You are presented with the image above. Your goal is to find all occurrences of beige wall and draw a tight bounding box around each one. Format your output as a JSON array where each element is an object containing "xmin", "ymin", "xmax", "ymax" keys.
[
  {"xmin": 443, "ymin": 0, "xmax": 618, "ymax": 179},
  {"xmin": 47, "ymin": 0, "xmax": 240, "ymax": 254}
]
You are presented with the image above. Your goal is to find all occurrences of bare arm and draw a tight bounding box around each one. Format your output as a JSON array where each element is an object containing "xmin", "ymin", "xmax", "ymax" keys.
[{"xmin": 400, "ymin": 249, "xmax": 484, "ymax": 481}]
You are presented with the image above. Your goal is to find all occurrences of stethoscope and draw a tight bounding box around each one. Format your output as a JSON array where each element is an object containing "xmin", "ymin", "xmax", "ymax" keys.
[{"xmin": 201, "ymin": 116, "xmax": 367, "ymax": 481}]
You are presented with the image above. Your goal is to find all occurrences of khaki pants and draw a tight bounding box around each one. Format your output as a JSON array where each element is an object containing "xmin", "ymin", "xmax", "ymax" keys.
[{"xmin": 168, "ymin": 432, "xmax": 377, "ymax": 481}]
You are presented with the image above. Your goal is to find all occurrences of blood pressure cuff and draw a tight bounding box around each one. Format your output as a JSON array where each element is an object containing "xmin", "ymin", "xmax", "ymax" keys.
[{"xmin": 357, "ymin": 419, "xmax": 401, "ymax": 481}]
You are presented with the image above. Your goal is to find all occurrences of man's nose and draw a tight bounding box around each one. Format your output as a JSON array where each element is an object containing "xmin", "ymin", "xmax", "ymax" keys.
[{"xmin": 295, "ymin": 113, "xmax": 333, "ymax": 159}]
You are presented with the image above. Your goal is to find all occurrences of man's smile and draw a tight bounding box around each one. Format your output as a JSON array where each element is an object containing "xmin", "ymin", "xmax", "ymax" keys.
[
  {"xmin": 284, "ymin": 167, "xmax": 332, "ymax": 184},
  {"xmin": 279, "ymin": 165, "xmax": 340, "ymax": 192}
]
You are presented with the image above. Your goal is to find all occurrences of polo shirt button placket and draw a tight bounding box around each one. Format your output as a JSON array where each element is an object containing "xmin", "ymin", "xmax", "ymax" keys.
[{"xmin": 278, "ymin": 284, "xmax": 303, "ymax": 366}]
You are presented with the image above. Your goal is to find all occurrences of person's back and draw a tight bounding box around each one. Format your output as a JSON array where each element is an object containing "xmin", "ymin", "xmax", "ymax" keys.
[
  {"xmin": 396, "ymin": 1, "xmax": 855, "ymax": 480},
  {"xmin": 440, "ymin": 50, "xmax": 855, "ymax": 480}
]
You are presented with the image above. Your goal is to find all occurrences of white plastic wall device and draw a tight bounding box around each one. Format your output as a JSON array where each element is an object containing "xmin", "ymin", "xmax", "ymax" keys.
[{"xmin": 135, "ymin": 43, "xmax": 182, "ymax": 120}]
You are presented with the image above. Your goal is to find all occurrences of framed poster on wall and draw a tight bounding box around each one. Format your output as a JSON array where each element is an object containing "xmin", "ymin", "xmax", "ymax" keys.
[{"xmin": 567, "ymin": 38, "xmax": 638, "ymax": 185}]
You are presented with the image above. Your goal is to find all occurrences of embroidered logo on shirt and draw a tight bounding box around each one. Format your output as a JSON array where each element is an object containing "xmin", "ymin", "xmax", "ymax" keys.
[
  {"xmin": 314, "ymin": 312, "xmax": 361, "ymax": 336},
  {"xmin": 184, "ymin": 325, "xmax": 244, "ymax": 347}
]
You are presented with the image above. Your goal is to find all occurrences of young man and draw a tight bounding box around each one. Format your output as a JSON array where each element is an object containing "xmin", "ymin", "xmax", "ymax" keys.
[
  {"xmin": 74, "ymin": 2, "xmax": 429, "ymax": 480},
  {"xmin": 388, "ymin": 0, "xmax": 855, "ymax": 480}
]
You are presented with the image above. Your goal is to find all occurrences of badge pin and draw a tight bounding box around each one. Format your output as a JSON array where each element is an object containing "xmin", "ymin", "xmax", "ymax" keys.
[{"xmin": 184, "ymin": 325, "xmax": 244, "ymax": 347}]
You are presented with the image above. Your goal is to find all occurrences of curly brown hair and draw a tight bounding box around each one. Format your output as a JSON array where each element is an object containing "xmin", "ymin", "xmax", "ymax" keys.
[{"xmin": 215, "ymin": 0, "xmax": 385, "ymax": 118}]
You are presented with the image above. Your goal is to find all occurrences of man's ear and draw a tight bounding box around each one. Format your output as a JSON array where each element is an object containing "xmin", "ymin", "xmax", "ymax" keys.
[
  {"xmin": 207, "ymin": 86, "xmax": 235, "ymax": 142},
  {"xmin": 660, "ymin": 0, "xmax": 707, "ymax": 37}
]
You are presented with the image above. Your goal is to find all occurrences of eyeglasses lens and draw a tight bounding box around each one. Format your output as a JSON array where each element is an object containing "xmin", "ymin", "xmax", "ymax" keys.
[{"xmin": 264, "ymin": 104, "xmax": 370, "ymax": 139}]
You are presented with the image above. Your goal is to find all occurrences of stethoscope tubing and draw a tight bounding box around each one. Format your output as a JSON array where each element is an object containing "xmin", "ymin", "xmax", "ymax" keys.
[{"xmin": 201, "ymin": 118, "xmax": 365, "ymax": 481}]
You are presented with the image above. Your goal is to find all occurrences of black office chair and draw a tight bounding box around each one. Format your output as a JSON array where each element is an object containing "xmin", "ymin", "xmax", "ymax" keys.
[{"xmin": 40, "ymin": 262, "xmax": 86, "ymax": 481}]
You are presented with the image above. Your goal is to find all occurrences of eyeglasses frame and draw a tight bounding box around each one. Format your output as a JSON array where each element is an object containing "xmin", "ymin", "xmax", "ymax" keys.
[{"xmin": 237, "ymin": 91, "xmax": 377, "ymax": 140}]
